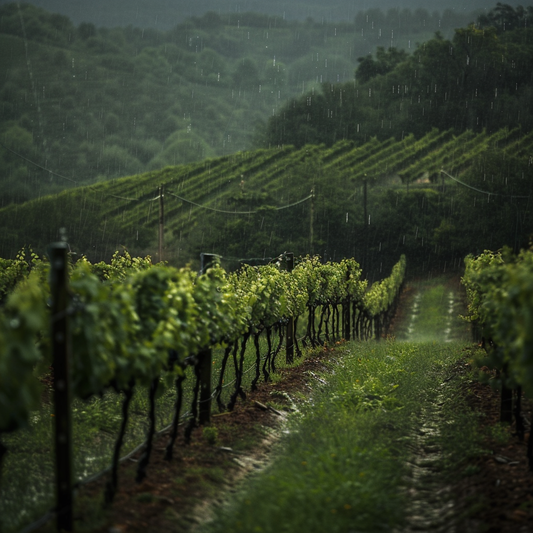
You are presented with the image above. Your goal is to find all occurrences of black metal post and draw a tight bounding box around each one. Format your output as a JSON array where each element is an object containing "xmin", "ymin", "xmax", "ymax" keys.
[
  {"xmin": 49, "ymin": 242, "xmax": 73, "ymax": 532},
  {"xmin": 286, "ymin": 252, "xmax": 295, "ymax": 364}
]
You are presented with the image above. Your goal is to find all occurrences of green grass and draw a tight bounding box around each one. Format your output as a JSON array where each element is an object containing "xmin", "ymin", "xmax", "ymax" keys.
[
  {"xmin": 395, "ymin": 276, "xmax": 470, "ymax": 344},
  {"xmin": 201, "ymin": 339, "xmax": 478, "ymax": 533}
]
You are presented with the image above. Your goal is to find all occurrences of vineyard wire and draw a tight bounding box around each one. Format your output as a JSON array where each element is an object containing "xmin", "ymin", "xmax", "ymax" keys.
[
  {"xmin": 440, "ymin": 169, "xmax": 530, "ymax": 199},
  {"xmin": 166, "ymin": 190, "xmax": 314, "ymax": 214},
  {"xmin": 17, "ymin": 346, "xmax": 272, "ymax": 533},
  {"xmin": 0, "ymin": 141, "xmax": 78, "ymax": 184}
]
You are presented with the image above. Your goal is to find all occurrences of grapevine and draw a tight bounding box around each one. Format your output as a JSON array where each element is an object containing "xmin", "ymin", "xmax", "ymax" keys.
[{"xmin": 0, "ymin": 248, "xmax": 407, "ymax": 518}]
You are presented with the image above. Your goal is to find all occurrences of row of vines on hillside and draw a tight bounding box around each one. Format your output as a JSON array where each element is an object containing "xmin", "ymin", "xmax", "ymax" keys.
[
  {"xmin": 461, "ymin": 247, "xmax": 533, "ymax": 469},
  {"xmin": 0, "ymin": 247, "xmax": 405, "ymax": 530}
]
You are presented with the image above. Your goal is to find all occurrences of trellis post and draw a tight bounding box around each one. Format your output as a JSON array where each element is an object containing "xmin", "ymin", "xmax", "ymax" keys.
[
  {"xmin": 343, "ymin": 267, "xmax": 351, "ymax": 341},
  {"xmin": 49, "ymin": 240, "xmax": 73, "ymax": 532},
  {"xmin": 286, "ymin": 252, "xmax": 295, "ymax": 364}
]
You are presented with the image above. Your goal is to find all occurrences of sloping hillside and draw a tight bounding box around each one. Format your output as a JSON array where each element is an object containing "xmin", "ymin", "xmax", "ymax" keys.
[
  {"xmin": 2, "ymin": 127, "xmax": 532, "ymax": 276},
  {"xmin": 1, "ymin": 2, "xmax": 475, "ymax": 204}
]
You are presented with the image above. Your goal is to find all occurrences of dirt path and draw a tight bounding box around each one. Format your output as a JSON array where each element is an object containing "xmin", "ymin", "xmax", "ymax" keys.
[
  {"xmin": 391, "ymin": 275, "xmax": 470, "ymax": 344},
  {"xmin": 391, "ymin": 276, "xmax": 533, "ymax": 533}
]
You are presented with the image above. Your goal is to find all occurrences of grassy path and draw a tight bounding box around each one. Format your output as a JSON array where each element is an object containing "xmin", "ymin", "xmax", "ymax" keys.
[
  {"xmin": 199, "ymin": 277, "xmax": 478, "ymax": 533},
  {"xmin": 392, "ymin": 276, "xmax": 470, "ymax": 344}
]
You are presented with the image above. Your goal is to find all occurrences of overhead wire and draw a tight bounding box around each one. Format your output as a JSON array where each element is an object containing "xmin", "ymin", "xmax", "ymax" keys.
[
  {"xmin": 0, "ymin": 141, "xmax": 78, "ymax": 184},
  {"xmin": 166, "ymin": 190, "xmax": 314, "ymax": 214},
  {"xmin": 440, "ymin": 169, "xmax": 530, "ymax": 199}
]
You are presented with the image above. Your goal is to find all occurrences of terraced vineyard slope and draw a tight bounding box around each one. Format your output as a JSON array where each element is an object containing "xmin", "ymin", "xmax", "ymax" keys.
[{"xmin": 1, "ymin": 127, "xmax": 532, "ymax": 274}]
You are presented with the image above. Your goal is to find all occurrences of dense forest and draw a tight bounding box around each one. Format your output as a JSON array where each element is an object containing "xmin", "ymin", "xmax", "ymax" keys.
[
  {"xmin": 0, "ymin": 2, "xmax": 476, "ymax": 204},
  {"xmin": 265, "ymin": 3, "xmax": 533, "ymax": 147},
  {"xmin": 0, "ymin": 0, "xmax": 514, "ymax": 30}
]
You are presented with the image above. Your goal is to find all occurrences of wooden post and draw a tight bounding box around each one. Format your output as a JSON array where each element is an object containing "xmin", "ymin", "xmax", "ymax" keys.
[
  {"xmin": 309, "ymin": 188, "xmax": 314, "ymax": 256},
  {"xmin": 343, "ymin": 268, "xmax": 351, "ymax": 341},
  {"xmin": 158, "ymin": 185, "xmax": 164, "ymax": 262},
  {"xmin": 286, "ymin": 252, "xmax": 295, "ymax": 364},
  {"xmin": 49, "ymin": 242, "xmax": 73, "ymax": 532},
  {"xmin": 198, "ymin": 348, "xmax": 212, "ymax": 425},
  {"xmin": 500, "ymin": 363, "xmax": 513, "ymax": 424},
  {"xmin": 362, "ymin": 176, "xmax": 368, "ymax": 273},
  {"xmin": 198, "ymin": 253, "xmax": 216, "ymax": 425}
]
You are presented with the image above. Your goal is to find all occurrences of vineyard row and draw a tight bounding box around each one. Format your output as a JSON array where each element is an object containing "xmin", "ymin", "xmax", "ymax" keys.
[
  {"xmin": 0, "ymin": 247, "xmax": 406, "ymax": 531},
  {"xmin": 461, "ymin": 247, "xmax": 533, "ymax": 469}
]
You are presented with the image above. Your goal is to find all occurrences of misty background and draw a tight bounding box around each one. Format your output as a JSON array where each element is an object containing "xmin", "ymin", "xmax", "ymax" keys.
[{"xmin": 0, "ymin": 0, "xmax": 522, "ymax": 29}]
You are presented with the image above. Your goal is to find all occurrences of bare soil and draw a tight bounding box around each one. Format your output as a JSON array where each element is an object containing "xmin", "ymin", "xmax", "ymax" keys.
[
  {"xmin": 456, "ymin": 374, "xmax": 533, "ymax": 533},
  {"xmin": 68, "ymin": 350, "xmax": 333, "ymax": 533}
]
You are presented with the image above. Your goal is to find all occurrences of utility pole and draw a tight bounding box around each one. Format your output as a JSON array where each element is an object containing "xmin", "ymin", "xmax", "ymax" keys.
[
  {"xmin": 363, "ymin": 175, "xmax": 368, "ymax": 273},
  {"xmin": 158, "ymin": 185, "xmax": 164, "ymax": 262}
]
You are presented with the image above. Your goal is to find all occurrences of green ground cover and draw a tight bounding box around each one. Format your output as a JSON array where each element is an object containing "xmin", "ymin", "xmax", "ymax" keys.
[
  {"xmin": 202, "ymin": 339, "xmax": 479, "ymax": 533},
  {"xmin": 201, "ymin": 278, "xmax": 478, "ymax": 532}
]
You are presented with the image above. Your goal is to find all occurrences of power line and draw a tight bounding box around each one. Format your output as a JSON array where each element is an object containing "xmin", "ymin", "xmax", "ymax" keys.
[
  {"xmin": 440, "ymin": 169, "xmax": 529, "ymax": 199},
  {"xmin": 166, "ymin": 190, "xmax": 313, "ymax": 214},
  {"xmin": 0, "ymin": 141, "xmax": 78, "ymax": 184}
]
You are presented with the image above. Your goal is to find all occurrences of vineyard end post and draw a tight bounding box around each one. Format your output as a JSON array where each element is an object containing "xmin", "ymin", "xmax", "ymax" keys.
[
  {"xmin": 286, "ymin": 253, "xmax": 295, "ymax": 364},
  {"xmin": 344, "ymin": 267, "xmax": 351, "ymax": 341},
  {"xmin": 49, "ymin": 241, "xmax": 73, "ymax": 532}
]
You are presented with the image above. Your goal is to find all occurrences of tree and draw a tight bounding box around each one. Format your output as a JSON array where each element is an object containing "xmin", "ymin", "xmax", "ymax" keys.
[
  {"xmin": 233, "ymin": 58, "xmax": 261, "ymax": 90},
  {"xmin": 356, "ymin": 47, "xmax": 408, "ymax": 84},
  {"xmin": 477, "ymin": 3, "xmax": 533, "ymax": 34},
  {"xmin": 78, "ymin": 22, "xmax": 96, "ymax": 40}
]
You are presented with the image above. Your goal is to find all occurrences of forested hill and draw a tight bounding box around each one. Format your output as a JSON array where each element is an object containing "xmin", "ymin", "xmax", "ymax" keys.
[
  {"xmin": 1, "ymin": 126, "xmax": 532, "ymax": 280},
  {"xmin": 0, "ymin": 2, "xmax": 477, "ymax": 205},
  {"xmin": 265, "ymin": 4, "xmax": 533, "ymax": 148},
  {"xmin": 0, "ymin": 0, "xmax": 515, "ymax": 30}
]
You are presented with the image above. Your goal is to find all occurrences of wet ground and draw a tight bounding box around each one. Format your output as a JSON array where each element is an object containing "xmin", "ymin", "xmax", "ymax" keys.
[
  {"xmin": 391, "ymin": 275, "xmax": 533, "ymax": 533},
  {"xmin": 37, "ymin": 276, "xmax": 533, "ymax": 533}
]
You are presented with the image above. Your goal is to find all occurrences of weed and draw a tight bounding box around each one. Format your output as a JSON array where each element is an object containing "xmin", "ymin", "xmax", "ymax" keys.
[
  {"xmin": 135, "ymin": 492, "xmax": 154, "ymax": 503},
  {"xmin": 203, "ymin": 426, "xmax": 219, "ymax": 446},
  {"xmin": 265, "ymin": 401, "xmax": 286, "ymax": 412},
  {"xmin": 488, "ymin": 422, "xmax": 511, "ymax": 446},
  {"xmin": 463, "ymin": 464, "xmax": 481, "ymax": 477}
]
